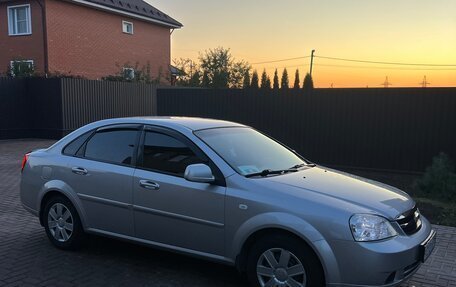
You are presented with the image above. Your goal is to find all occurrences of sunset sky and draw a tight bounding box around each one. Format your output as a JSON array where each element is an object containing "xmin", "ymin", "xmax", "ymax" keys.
[{"xmin": 150, "ymin": 0, "xmax": 456, "ymax": 87}]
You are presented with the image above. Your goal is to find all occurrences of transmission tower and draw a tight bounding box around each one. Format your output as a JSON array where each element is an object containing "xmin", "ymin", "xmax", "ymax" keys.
[
  {"xmin": 419, "ymin": 76, "xmax": 430, "ymax": 88},
  {"xmin": 380, "ymin": 76, "xmax": 392, "ymax": 88}
]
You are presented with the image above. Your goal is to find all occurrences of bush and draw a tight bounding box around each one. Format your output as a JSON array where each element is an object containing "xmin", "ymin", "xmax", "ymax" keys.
[
  {"xmin": 102, "ymin": 62, "xmax": 165, "ymax": 84},
  {"xmin": 415, "ymin": 153, "xmax": 456, "ymax": 202}
]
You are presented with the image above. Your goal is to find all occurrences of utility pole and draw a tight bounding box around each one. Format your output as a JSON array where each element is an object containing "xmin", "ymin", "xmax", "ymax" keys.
[
  {"xmin": 189, "ymin": 60, "xmax": 194, "ymax": 79},
  {"xmin": 309, "ymin": 49, "xmax": 315, "ymax": 76}
]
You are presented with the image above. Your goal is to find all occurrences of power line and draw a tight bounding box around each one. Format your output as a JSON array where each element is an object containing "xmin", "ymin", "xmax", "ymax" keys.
[
  {"xmin": 258, "ymin": 63, "xmax": 310, "ymax": 70},
  {"xmin": 251, "ymin": 56, "xmax": 311, "ymax": 65},
  {"xmin": 315, "ymin": 55, "xmax": 456, "ymax": 67},
  {"xmin": 314, "ymin": 63, "xmax": 456, "ymax": 71}
]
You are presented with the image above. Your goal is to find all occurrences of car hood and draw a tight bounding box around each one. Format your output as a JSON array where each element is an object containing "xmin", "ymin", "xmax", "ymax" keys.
[{"xmin": 261, "ymin": 166, "xmax": 414, "ymax": 219}]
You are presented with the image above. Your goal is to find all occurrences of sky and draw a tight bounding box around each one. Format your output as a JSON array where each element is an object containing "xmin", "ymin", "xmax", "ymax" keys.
[{"xmin": 149, "ymin": 0, "xmax": 456, "ymax": 87}]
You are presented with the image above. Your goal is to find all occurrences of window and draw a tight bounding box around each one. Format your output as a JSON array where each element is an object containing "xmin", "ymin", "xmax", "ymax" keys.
[
  {"xmin": 10, "ymin": 60, "xmax": 34, "ymax": 77},
  {"xmin": 195, "ymin": 127, "xmax": 306, "ymax": 176},
  {"xmin": 8, "ymin": 4, "xmax": 32, "ymax": 35},
  {"xmin": 123, "ymin": 67, "xmax": 135, "ymax": 80},
  {"xmin": 140, "ymin": 131, "xmax": 203, "ymax": 176},
  {"xmin": 84, "ymin": 129, "xmax": 138, "ymax": 165},
  {"xmin": 122, "ymin": 21, "xmax": 133, "ymax": 34},
  {"xmin": 63, "ymin": 131, "xmax": 93, "ymax": 156}
]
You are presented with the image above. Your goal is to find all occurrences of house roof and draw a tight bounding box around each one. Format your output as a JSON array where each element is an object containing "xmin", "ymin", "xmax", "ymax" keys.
[
  {"xmin": 169, "ymin": 65, "xmax": 185, "ymax": 76},
  {"xmin": 78, "ymin": 0, "xmax": 182, "ymax": 28},
  {"xmin": 0, "ymin": 0, "xmax": 182, "ymax": 28}
]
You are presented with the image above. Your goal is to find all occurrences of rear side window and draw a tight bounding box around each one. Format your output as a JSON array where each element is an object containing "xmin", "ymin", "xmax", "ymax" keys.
[
  {"xmin": 63, "ymin": 131, "xmax": 92, "ymax": 156},
  {"xmin": 84, "ymin": 129, "xmax": 138, "ymax": 165},
  {"xmin": 141, "ymin": 131, "xmax": 203, "ymax": 176}
]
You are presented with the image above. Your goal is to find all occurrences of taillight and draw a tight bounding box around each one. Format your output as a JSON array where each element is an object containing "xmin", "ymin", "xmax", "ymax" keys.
[{"xmin": 21, "ymin": 153, "xmax": 30, "ymax": 172}]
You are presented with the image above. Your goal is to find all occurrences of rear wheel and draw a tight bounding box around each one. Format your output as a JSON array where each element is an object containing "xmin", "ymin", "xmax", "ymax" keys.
[
  {"xmin": 43, "ymin": 195, "xmax": 84, "ymax": 249},
  {"xmin": 246, "ymin": 235, "xmax": 324, "ymax": 287}
]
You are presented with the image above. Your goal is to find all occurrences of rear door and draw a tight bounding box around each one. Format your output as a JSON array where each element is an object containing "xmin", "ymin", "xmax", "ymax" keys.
[
  {"xmin": 62, "ymin": 124, "xmax": 141, "ymax": 236},
  {"xmin": 132, "ymin": 126, "xmax": 226, "ymax": 255}
]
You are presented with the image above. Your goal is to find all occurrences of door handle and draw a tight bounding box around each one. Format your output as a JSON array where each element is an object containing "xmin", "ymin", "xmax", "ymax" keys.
[
  {"xmin": 72, "ymin": 167, "xmax": 88, "ymax": 175},
  {"xmin": 139, "ymin": 180, "xmax": 160, "ymax": 190}
]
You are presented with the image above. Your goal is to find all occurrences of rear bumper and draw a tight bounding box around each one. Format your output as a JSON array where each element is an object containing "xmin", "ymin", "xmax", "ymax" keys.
[{"xmin": 327, "ymin": 216, "xmax": 434, "ymax": 287}]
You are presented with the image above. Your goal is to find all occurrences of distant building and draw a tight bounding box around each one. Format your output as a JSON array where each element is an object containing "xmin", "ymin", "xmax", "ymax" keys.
[{"xmin": 0, "ymin": 0, "xmax": 182, "ymax": 80}]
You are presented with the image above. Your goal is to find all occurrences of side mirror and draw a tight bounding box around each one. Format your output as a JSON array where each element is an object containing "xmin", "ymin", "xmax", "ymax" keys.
[{"xmin": 184, "ymin": 164, "xmax": 215, "ymax": 183}]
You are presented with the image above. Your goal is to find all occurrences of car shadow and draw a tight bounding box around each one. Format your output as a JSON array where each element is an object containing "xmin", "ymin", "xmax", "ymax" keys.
[{"xmin": 78, "ymin": 234, "xmax": 249, "ymax": 287}]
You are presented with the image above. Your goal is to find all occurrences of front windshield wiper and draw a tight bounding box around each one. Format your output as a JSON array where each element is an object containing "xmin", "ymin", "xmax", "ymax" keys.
[
  {"xmin": 290, "ymin": 163, "xmax": 316, "ymax": 169},
  {"xmin": 245, "ymin": 168, "xmax": 299, "ymax": 178}
]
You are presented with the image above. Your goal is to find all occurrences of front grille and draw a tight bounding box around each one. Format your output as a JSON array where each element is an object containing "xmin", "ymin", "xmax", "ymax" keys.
[{"xmin": 396, "ymin": 205, "xmax": 422, "ymax": 235}]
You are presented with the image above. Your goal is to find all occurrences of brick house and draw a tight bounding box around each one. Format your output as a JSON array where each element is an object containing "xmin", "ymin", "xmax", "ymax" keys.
[{"xmin": 0, "ymin": 0, "xmax": 182, "ymax": 80}]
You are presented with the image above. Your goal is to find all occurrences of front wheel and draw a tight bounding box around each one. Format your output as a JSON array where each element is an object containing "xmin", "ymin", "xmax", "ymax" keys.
[
  {"xmin": 246, "ymin": 235, "xmax": 325, "ymax": 287},
  {"xmin": 43, "ymin": 195, "xmax": 84, "ymax": 250}
]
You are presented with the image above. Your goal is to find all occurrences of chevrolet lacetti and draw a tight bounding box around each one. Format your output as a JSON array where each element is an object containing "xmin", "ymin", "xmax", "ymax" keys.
[{"xmin": 20, "ymin": 117, "xmax": 436, "ymax": 287}]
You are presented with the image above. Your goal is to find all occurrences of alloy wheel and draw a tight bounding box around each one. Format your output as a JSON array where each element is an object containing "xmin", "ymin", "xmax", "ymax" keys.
[
  {"xmin": 47, "ymin": 203, "xmax": 74, "ymax": 242},
  {"xmin": 256, "ymin": 248, "xmax": 307, "ymax": 287}
]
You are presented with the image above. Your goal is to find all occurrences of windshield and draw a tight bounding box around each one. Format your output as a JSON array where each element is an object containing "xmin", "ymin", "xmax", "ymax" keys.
[{"xmin": 195, "ymin": 127, "xmax": 306, "ymax": 176}]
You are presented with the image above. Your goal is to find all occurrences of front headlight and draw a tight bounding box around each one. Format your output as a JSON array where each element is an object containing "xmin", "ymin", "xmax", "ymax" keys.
[{"xmin": 350, "ymin": 214, "xmax": 398, "ymax": 242}]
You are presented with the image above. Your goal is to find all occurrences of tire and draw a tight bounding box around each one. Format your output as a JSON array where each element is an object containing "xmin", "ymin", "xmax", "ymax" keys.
[
  {"xmin": 246, "ymin": 234, "xmax": 325, "ymax": 287},
  {"xmin": 43, "ymin": 195, "xmax": 85, "ymax": 250}
]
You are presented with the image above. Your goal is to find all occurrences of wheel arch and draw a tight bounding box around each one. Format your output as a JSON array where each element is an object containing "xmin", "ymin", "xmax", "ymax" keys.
[
  {"xmin": 38, "ymin": 180, "xmax": 87, "ymax": 229},
  {"xmin": 231, "ymin": 212, "xmax": 340, "ymax": 284}
]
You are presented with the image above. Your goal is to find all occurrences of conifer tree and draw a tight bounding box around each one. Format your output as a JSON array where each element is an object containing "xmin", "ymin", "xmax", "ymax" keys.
[
  {"xmin": 273, "ymin": 69, "xmax": 279, "ymax": 90},
  {"xmin": 250, "ymin": 70, "xmax": 259, "ymax": 89},
  {"xmin": 265, "ymin": 76, "xmax": 272, "ymax": 90},
  {"xmin": 281, "ymin": 68, "xmax": 289, "ymax": 89},
  {"xmin": 260, "ymin": 69, "xmax": 268, "ymax": 89},
  {"xmin": 293, "ymin": 69, "xmax": 300, "ymax": 89},
  {"xmin": 242, "ymin": 71, "xmax": 250, "ymax": 89},
  {"xmin": 303, "ymin": 73, "xmax": 314, "ymax": 94}
]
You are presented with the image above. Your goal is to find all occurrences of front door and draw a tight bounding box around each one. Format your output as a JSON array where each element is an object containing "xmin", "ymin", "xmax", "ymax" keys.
[{"xmin": 133, "ymin": 127, "xmax": 226, "ymax": 255}]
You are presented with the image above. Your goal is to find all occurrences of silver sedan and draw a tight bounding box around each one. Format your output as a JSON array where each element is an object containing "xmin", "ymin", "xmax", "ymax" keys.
[{"xmin": 20, "ymin": 117, "xmax": 436, "ymax": 287}]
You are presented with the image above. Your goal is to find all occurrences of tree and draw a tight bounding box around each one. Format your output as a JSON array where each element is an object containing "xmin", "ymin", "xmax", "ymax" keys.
[
  {"xmin": 242, "ymin": 71, "xmax": 250, "ymax": 89},
  {"xmin": 260, "ymin": 69, "xmax": 269, "ymax": 89},
  {"xmin": 199, "ymin": 47, "xmax": 250, "ymax": 88},
  {"xmin": 231, "ymin": 60, "xmax": 251, "ymax": 89},
  {"xmin": 172, "ymin": 58, "xmax": 197, "ymax": 87},
  {"xmin": 281, "ymin": 68, "xmax": 289, "ymax": 89},
  {"xmin": 293, "ymin": 69, "xmax": 300, "ymax": 89},
  {"xmin": 273, "ymin": 69, "xmax": 279, "ymax": 90},
  {"xmin": 303, "ymin": 73, "xmax": 314, "ymax": 94},
  {"xmin": 250, "ymin": 70, "xmax": 259, "ymax": 89},
  {"xmin": 202, "ymin": 71, "xmax": 210, "ymax": 87},
  {"xmin": 189, "ymin": 70, "xmax": 201, "ymax": 87},
  {"xmin": 265, "ymin": 76, "xmax": 272, "ymax": 89},
  {"xmin": 102, "ymin": 62, "xmax": 161, "ymax": 84}
]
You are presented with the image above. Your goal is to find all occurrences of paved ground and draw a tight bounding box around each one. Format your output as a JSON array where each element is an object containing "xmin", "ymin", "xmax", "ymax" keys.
[{"xmin": 0, "ymin": 139, "xmax": 455, "ymax": 287}]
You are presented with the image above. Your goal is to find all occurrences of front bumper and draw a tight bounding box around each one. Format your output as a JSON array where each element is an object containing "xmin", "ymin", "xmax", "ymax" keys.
[{"xmin": 327, "ymin": 216, "xmax": 435, "ymax": 287}]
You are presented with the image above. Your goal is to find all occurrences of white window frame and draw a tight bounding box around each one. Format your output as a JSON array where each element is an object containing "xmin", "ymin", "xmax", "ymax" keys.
[
  {"xmin": 122, "ymin": 20, "xmax": 134, "ymax": 34},
  {"xmin": 7, "ymin": 4, "xmax": 32, "ymax": 36},
  {"xmin": 10, "ymin": 60, "xmax": 34, "ymax": 76}
]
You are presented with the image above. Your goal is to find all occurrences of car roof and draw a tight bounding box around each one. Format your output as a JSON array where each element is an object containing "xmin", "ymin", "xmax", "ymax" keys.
[{"xmin": 97, "ymin": 116, "xmax": 246, "ymax": 131}]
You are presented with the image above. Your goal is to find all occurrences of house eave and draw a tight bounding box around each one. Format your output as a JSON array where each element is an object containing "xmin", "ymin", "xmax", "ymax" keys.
[{"xmin": 66, "ymin": 0, "xmax": 183, "ymax": 29}]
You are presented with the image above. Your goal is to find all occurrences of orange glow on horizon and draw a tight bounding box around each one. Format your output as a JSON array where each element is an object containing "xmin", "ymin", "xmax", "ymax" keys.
[{"xmin": 149, "ymin": 0, "xmax": 456, "ymax": 87}]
